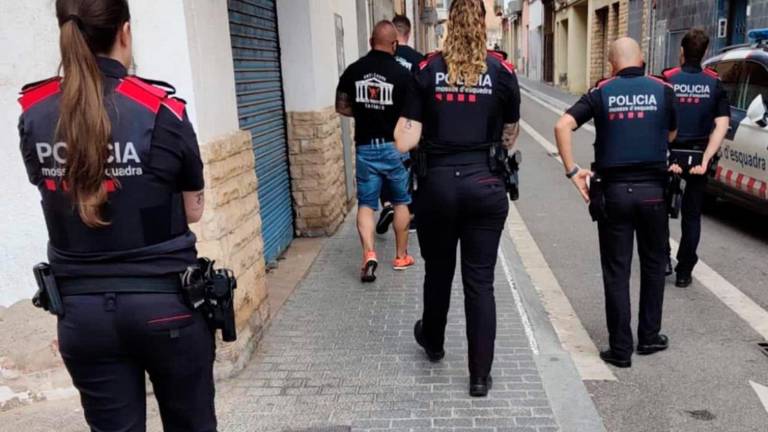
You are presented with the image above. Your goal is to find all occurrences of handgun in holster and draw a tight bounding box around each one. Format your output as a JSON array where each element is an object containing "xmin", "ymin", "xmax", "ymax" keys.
[
  {"xmin": 489, "ymin": 144, "xmax": 522, "ymax": 201},
  {"xmin": 667, "ymin": 174, "xmax": 683, "ymax": 219},
  {"xmin": 181, "ymin": 258, "xmax": 238, "ymax": 342},
  {"xmin": 32, "ymin": 263, "xmax": 65, "ymax": 317},
  {"xmin": 588, "ymin": 175, "xmax": 607, "ymax": 222}
]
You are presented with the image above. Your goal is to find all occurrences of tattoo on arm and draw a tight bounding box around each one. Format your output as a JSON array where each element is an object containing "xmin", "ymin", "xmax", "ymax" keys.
[
  {"xmin": 335, "ymin": 92, "xmax": 353, "ymax": 116},
  {"xmin": 502, "ymin": 122, "xmax": 520, "ymax": 149}
]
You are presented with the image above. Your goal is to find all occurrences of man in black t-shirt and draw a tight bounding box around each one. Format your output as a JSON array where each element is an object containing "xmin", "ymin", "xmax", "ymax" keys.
[
  {"xmin": 393, "ymin": 15, "xmax": 425, "ymax": 74},
  {"xmin": 336, "ymin": 21, "xmax": 415, "ymax": 283},
  {"xmin": 377, "ymin": 15, "xmax": 425, "ymax": 234}
]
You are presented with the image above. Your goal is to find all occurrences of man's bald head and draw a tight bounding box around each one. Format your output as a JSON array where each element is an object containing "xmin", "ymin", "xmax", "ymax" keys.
[
  {"xmin": 370, "ymin": 20, "xmax": 398, "ymax": 55},
  {"xmin": 608, "ymin": 37, "xmax": 644, "ymax": 73}
]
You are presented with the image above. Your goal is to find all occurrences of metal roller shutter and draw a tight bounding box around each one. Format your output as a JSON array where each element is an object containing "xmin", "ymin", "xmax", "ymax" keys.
[{"xmin": 228, "ymin": 0, "xmax": 294, "ymax": 264}]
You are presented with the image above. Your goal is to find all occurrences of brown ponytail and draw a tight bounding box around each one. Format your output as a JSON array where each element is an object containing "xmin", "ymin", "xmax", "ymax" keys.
[{"xmin": 55, "ymin": 0, "xmax": 130, "ymax": 228}]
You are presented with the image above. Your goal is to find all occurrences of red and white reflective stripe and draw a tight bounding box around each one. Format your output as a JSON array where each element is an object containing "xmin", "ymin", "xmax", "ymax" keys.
[{"xmin": 716, "ymin": 167, "xmax": 768, "ymax": 200}]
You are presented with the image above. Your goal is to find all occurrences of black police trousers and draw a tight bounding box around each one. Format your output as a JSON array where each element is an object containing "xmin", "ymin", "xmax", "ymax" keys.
[
  {"xmin": 674, "ymin": 173, "xmax": 708, "ymax": 276},
  {"xmin": 415, "ymin": 163, "xmax": 509, "ymax": 377},
  {"xmin": 58, "ymin": 292, "xmax": 217, "ymax": 432},
  {"xmin": 597, "ymin": 182, "xmax": 667, "ymax": 358}
]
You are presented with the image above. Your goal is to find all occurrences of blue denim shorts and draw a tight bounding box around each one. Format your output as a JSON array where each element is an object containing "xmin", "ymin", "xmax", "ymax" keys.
[{"xmin": 356, "ymin": 142, "xmax": 411, "ymax": 211}]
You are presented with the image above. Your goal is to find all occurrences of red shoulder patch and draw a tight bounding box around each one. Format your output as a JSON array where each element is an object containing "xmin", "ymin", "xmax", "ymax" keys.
[
  {"xmin": 662, "ymin": 66, "xmax": 681, "ymax": 79},
  {"xmin": 161, "ymin": 97, "xmax": 186, "ymax": 121},
  {"xmin": 596, "ymin": 77, "xmax": 616, "ymax": 89},
  {"xmin": 116, "ymin": 76, "xmax": 168, "ymax": 113},
  {"xmin": 18, "ymin": 77, "xmax": 62, "ymax": 112},
  {"xmin": 703, "ymin": 67, "xmax": 719, "ymax": 79},
  {"xmin": 419, "ymin": 51, "xmax": 442, "ymax": 71}
]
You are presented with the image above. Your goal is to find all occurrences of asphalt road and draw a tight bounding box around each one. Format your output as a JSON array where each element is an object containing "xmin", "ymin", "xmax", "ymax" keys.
[{"xmin": 513, "ymin": 89, "xmax": 768, "ymax": 432}]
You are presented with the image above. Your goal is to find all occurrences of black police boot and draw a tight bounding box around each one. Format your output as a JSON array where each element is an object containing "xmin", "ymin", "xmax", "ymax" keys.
[
  {"xmin": 376, "ymin": 206, "xmax": 394, "ymax": 234},
  {"xmin": 637, "ymin": 334, "xmax": 669, "ymax": 355},
  {"xmin": 413, "ymin": 320, "xmax": 444, "ymax": 362},
  {"xmin": 675, "ymin": 273, "xmax": 692, "ymax": 288},
  {"xmin": 665, "ymin": 257, "xmax": 673, "ymax": 277},
  {"xmin": 599, "ymin": 350, "xmax": 631, "ymax": 368},
  {"xmin": 469, "ymin": 375, "xmax": 493, "ymax": 397}
]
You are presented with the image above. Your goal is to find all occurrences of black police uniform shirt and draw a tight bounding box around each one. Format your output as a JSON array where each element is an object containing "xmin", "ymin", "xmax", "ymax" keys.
[
  {"xmin": 336, "ymin": 49, "xmax": 415, "ymax": 145},
  {"xmin": 662, "ymin": 62, "xmax": 730, "ymax": 147},
  {"xmin": 566, "ymin": 66, "xmax": 677, "ymax": 178},
  {"xmin": 395, "ymin": 44, "xmax": 425, "ymax": 74},
  {"xmin": 18, "ymin": 57, "xmax": 204, "ymax": 277},
  {"xmin": 402, "ymin": 51, "xmax": 520, "ymax": 152}
]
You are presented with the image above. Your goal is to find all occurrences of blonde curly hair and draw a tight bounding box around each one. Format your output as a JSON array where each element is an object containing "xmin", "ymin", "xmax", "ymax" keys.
[{"xmin": 443, "ymin": 0, "xmax": 488, "ymax": 86}]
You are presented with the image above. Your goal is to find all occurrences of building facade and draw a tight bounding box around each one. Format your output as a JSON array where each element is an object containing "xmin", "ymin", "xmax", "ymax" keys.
[{"xmin": 649, "ymin": 0, "xmax": 768, "ymax": 74}]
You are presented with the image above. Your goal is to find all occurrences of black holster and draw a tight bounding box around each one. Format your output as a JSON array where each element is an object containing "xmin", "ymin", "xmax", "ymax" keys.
[
  {"xmin": 489, "ymin": 144, "xmax": 522, "ymax": 201},
  {"xmin": 588, "ymin": 175, "xmax": 607, "ymax": 222},
  {"xmin": 181, "ymin": 258, "xmax": 238, "ymax": 342},
  {"xmin": 32, "ymin": 263, "xmax": 65, "ymax": 317},
  {"xmin": 667, "ymin": 174, "xmax": 683, "ymax": 219}
]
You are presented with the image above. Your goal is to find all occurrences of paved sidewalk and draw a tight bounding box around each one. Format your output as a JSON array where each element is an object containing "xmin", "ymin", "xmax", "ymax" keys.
[{"xmin": 0, "ymin": 212, "xmax": 601, "ymax": 431}]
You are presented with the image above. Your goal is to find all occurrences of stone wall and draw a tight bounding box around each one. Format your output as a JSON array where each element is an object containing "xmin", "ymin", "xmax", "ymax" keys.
[
  {"xmin": 589, "ymin": 0, "xmax": 630, "ymax": 85},
  {"xmin": 287, "ymin": 107, "xmax": 350, "ymax": 238},
  {"xmin": 193, "ymin": 130, "xmax": 270, "ymax": 378}
]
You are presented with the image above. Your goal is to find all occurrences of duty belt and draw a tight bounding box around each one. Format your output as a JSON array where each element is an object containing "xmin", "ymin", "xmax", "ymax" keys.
[
  {"xmin": 426, "ymin": 150, "xmax": 489, "ymax": 167},
  {"xmin": 58, "ymin": 275, "xmax": 181, "ymax": 296}
]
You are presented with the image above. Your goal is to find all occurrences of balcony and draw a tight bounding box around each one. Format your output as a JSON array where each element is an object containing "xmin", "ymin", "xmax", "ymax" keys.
[{"xmin": 507, "ymin": 0, "xmax": 522, "ymax": 15}]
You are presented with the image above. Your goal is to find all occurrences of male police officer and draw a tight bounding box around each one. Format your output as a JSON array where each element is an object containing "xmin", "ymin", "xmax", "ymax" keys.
[
  {"xmin": 555, "ymin": 38, "xmax": 678, "ymax": 368},
  {"xmin": 336, "ymin": 21, "xmax": 416, "ymax": 281},
  {"xmin": 663, "ymin": 28, "xmax": 730, "ymax": 288}
]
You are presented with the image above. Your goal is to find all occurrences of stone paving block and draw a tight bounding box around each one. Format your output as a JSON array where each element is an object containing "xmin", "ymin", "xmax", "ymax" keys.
[{"xmin": 201, "ymin": 216, "xmax": 560, "ymax": 431}]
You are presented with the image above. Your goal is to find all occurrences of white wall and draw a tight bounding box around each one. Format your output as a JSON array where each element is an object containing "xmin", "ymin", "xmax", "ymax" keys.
[
  {"xmin": 277, "ymin": 0, "xmax": 361, "ymax": 112},
  {"xmin": 0, "ymin": 0, "xmax": 240, "ymax": 306}
]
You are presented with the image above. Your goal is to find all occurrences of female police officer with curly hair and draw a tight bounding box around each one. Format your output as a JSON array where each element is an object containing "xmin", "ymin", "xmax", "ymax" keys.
[
  {"xmin": 394, "ymin": 0, "xmax": 521, "ymax": 397},
  {"xmin": 17, "ymin": 0, "xmax": 216, "ymax": 429}
]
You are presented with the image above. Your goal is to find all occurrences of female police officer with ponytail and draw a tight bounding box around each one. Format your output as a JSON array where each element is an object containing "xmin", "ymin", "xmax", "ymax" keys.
[
  {"xmin": 17, "ymin": 1, "xmax": 216, "ymax": 430},
  {"xmin": 394, "ymin": 0, "xmax": 520, "ymax": 397}
]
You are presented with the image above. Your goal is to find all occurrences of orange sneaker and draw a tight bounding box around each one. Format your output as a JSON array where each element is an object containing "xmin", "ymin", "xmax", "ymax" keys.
[
  {"xmin": 393, "ymin": 254, "xmax": 415, "ymax": 271},
  {"xmin": 361, "ymin": 251, "xmax": 378, "ymax": 283}
]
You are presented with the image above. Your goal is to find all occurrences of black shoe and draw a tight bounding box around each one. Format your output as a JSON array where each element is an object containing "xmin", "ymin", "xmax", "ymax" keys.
[
  {"xmin": 413, "ymin": 320, "xmax": 445, "ymax": 362},
  {"xmin": 408, "ymin": 219, "xmax": 417, "ymax": 233},
  {"xmin": 376, "ymin": 206, "xmax": 394, "ymax": 234},
  {"xmin": 665, "ymin": 258, "xmax": 673, "ymax": 276},
  {"xmin": 675, "ymin": 273, "xmax": 692, "ymax": 288},
  {"xmin": 637, "ymin": 334, "xmax": 669, "ymax": 355},
  {"xmin": 599, "ymin": 350, "xmax": 631, "ymax": 368},
  {"xmin": 360, "ymin": 257, "xmax": 378, "ymax": 283},
  {"xmin": 469, "ymin": 375, "xmax": 492, "ymax": 397}
]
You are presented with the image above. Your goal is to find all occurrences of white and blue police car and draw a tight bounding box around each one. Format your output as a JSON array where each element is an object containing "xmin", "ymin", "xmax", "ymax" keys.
[{"xmin": 703, "ymin": 28, "xmax": 768, "ymax": 215}]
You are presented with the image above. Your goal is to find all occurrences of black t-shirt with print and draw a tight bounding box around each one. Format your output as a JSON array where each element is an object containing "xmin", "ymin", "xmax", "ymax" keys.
[
  {"xmin": 394, "ymin": 45, "xmax": 424, "ymax": 74},
  {"xmin": 337, "ymin": 50, "xmax": 414, "ymax": 145}
]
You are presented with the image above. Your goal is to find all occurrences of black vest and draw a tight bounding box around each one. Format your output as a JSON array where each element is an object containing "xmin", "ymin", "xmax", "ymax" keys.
[
  {"xmin": 18, "ymin": 75, "xmax": 196, "ymax": 277},
  {"xmin": 594, "ymin": 75, "xmax": 670, "ymax": 170},
  {"xmin": 419, "ymin": 52, "xmax": 515, "ymax": 153},
  {"xmin": 663, "ymin": 66, "xmax": 720, "ymax": 146}
]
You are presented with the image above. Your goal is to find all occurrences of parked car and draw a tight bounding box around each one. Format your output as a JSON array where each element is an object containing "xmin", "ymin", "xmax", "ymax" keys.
[{"xmin": 702, "ymin": 30, "xmax": 768, "ymax": 215}]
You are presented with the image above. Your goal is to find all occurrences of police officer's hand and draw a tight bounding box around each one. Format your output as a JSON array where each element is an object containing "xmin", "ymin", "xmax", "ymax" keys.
[
  {"xmin": 689, "ymin": 159, "xmax": 708, "ymax": 175},
  {"xmin": 571, "ymin": 169, "xmax": 593, "ymax": 203},
  {"xmin": 668, "ymin": 163, "xmax": 683, "ymax": 175}
]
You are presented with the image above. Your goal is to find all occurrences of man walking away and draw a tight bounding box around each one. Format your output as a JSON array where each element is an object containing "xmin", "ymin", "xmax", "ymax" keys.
[
  {"xmin": 377, "ymin": 14, "xmax": 425, "ymax": 235},
  {"xmin": 336, "ymin": 21, "xmax": 415, "ymax": 282}
]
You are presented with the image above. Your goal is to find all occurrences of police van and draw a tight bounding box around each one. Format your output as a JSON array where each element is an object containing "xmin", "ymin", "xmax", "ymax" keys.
[{"xmin": 702, "ymin": 28, "xmax": 768, "ymax": 215}]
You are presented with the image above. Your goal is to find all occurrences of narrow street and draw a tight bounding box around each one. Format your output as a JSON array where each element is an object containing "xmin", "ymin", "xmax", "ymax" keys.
[{"xmin": 514, "ymin": 78, "xmax": 768, "ymax": 432}]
